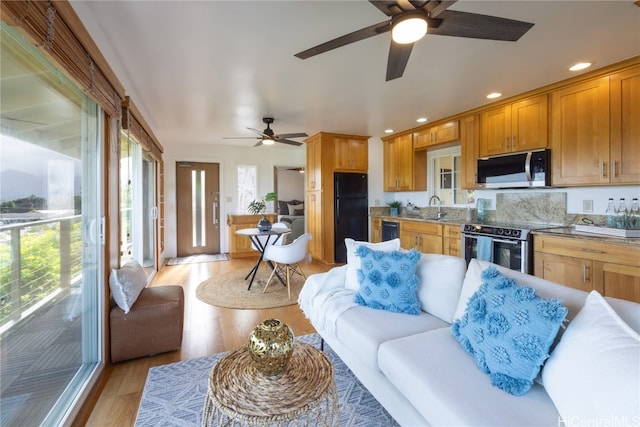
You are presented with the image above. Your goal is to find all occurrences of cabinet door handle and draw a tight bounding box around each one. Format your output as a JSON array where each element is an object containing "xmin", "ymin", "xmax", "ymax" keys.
[
  {"xmin": 612, "ymin": 161, "xmax": 617, "ymax": 178},
  {"xmin": 512, "ymin": 136, "xmax": 516, "ymax": 147},
  {"xmin": 579, "ymin": 248, "xmax": 604, "ymax": 254},
  {"xmin": 505, "ymin": 137, "xmax": 510, "ymax": 149},
  {"xmin": 602, "ymin": 162, "xmax": 607, "ymax": 178},
  {"xmin": 583, "ymin": 265, "xmax": 590, "ymax": 283}
]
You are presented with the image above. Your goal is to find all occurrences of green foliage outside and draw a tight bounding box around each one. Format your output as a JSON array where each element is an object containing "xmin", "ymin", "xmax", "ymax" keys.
[{"xmin": 0, "ymin": 219, "xmax": 82, "ymax": 326}]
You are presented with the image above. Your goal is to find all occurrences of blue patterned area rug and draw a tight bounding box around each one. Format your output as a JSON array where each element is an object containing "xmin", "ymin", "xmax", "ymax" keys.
[{"xmin": 135, "ymin": 333, "xmax": 399, "ymax": 426}]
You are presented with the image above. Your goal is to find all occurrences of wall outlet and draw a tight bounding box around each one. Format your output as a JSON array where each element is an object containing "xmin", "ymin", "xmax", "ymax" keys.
[
  {"xmin": 374, "ymin": 199, "xmax": 380, "ymax": 206},
  {"xmin": 582, "ymin": 199, "xmax": 593, "ymax": 213}
]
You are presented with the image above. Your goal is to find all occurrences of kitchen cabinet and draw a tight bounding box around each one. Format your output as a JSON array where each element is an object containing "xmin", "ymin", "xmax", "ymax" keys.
[
  {"xmin": 443, "ymin": 224, "xmax": 462, "ymax": 257},
  {"xmin": 371, "ymin": 217, "xmax": 382, "ymax": 243},
  {"xmin": 383, "ymin": 133, "xmax": 426, "ymax": 192},
  {"xmin": 550, "ymin": 76, "xmax": 610, "ymax": 185},
  {"xmin": 480, "ymin": 94, "xmax": 548, "ymax": 157},
  {"xmin": 460, "ymin": 114, "xmax": 480, "ymax": 190},
  {"xmin": 227, "ymin": 214, "xmax": 277, "ymax": 258},
  {"xmin": 305, "ymin": 132, "xmax": 369, "ymax": 264},
  {"xmin": 413, "ymin": 120, "xmax": 460, "ymax": 149},
  {"xmin": 534, "ymin": 235, "xmax": 640, "ymax": 303},
  {"xmin": 306, "ymin": 191, "xmax": 324, "ymax": 261},
  {"xmin": 334, "ymin": 136, "xmax": 368, "ymax": 172},
  {"xmin": 610, "ymin": 65, "xmax": 640, "ymax": 184},
  {"xmin": 400, "ymin": 220, "xmax": 443, "ymax": 254}
]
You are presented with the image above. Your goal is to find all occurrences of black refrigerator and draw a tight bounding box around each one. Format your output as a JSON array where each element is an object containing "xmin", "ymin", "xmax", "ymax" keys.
[{"xmin": 334, "ymin": 172, "xmax": 368, "ymax": 263}]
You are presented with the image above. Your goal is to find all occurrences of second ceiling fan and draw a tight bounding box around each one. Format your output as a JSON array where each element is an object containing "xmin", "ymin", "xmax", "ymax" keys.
[
  {"xmin": 224, "ymin": 117, "xmax": 308, "ymax": 147},
  {"xmin": 295, "ymin": 0, "xmax": 535, "ymax": 81}
]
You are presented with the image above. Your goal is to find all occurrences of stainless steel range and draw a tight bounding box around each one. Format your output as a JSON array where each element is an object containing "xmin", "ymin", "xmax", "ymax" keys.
[{"xmin": 461, "ymin": 222, "xmax": 544, "ymax": 274}]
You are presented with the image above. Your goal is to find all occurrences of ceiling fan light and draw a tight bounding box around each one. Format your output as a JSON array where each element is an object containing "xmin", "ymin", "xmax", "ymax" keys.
[
  {"xmin": 262, "ymin": 137, "xmax": 275, "ymax": 145},
  {"xmin": 392, "ymin": 16, "xmax": 427, "ymax": 44}
]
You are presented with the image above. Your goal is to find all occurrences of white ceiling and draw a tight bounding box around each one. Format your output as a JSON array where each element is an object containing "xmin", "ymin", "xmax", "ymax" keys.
[{"xmin": 69, "ymin": 1, "xmax": 640, "ymax": 150}]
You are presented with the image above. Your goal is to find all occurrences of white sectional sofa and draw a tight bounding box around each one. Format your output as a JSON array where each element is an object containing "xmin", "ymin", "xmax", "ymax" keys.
[{"xmin": 298, "ymin": 241, "xmax": 640, "ymax": 427}]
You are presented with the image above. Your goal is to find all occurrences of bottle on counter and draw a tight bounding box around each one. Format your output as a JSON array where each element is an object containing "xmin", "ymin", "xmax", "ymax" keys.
[
  {"xmin": 605, "ymin": 198, "xmax": 617, "ymax": 228},
  {"xmin": 630, "ymin": 198, "xmax": 639, "ymax": 230},
  {"xmin": 616, "ymin": 198, "xmax": 629, "ymax": 229}
]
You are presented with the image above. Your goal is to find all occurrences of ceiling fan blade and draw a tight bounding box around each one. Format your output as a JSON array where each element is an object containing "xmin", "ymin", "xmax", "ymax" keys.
[
  {"xmin": 247, "ymin": 127, "xmax": 268, "ymax": 137},
  {"xmin": 222, "ymin": 136, "xmax": 260, "ymax": 140},
  {"xmin": 386, "ymin": 40, "xmax": 414, "ymax": 81},
  {"xmin": 276, "ymin": 132, "xmax": 308, "ymax": 139},
  {"xmin": 254, "ymin": 141, "xmax": 263, "ymax": 147},
  {"xmin": 295, "ymin": 20, "xmax": 390, "ymax": 59},
  {"xmin": 428, "ymin": 10, "xmax": 534, "ymax": 41},
  {"xmin": 277, "ymin": 139, "xmax": 304, "ymax": 146}
]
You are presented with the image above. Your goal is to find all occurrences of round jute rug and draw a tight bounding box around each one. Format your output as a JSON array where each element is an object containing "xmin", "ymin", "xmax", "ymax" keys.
[{"xmin": 195, "ymin": 267, "xmax": 305, "ymax": 310}]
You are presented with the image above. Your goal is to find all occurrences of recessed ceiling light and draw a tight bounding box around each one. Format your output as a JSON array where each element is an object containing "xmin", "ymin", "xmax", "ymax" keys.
[
  {"xmin": 486, "ymin": 92, "xmax": 502, "ymax": 99},
  {"xmin": 384, "ymin": 129, "xmax": 394, "ymax": 134},
  {"xmin": 569, "ymin": 62, "xmax": 592, "ymax": 71},
  {"xmin": 416, "ymin": 117, "xmax": 427, "ymax": 123}
]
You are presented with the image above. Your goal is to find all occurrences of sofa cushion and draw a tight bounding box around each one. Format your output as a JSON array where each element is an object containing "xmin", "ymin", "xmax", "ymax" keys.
[
  {"xmin": 451, "ymin": 266, "xmax": 568, "ymax": 395},
  {"xmin": 542, "ymin": 291, "xmax": 640, "ymax": 424},
  {"xmin": 109, "ymin": 260, "xmax": 147, "ymax": 313},
  {"xmin": 378, "ymin": 328, "xmax": 560, "ymax": 426},
  {"xmin": 416, "ymin": 253, "xmax": 466, "ymax": 323},
  {"xmin": 336, "ymin": 306, "xmax": 448, "ymax": 372},
  {"xmin": 344, "ymin": 238, "xmax": 400, "ymax": 291},
  {"xmin": 355, "ymin": 247, "xmax": 421, "ymax": 315}
]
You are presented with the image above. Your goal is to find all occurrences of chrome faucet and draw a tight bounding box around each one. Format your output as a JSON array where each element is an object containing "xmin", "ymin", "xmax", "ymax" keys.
[{"xmin": 428, "ymin": 195, "xmax": 446, "ymax": 219}]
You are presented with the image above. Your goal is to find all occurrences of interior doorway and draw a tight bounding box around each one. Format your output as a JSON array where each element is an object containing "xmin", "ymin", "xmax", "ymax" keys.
[{"xmin": 176, "ymin": 161, "xmax": 221, "ymax": 256}]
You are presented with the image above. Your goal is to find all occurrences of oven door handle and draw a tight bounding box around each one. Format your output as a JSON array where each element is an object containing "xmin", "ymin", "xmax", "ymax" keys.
[{"xmin": 463, "ymin": 235, "xmax": 521, "ymax": 245}]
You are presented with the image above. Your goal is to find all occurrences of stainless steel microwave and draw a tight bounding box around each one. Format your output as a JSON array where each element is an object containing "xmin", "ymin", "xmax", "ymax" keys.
[{"xmin": 477, "ymin": 149, "xmax": 550, "ymax": 189}]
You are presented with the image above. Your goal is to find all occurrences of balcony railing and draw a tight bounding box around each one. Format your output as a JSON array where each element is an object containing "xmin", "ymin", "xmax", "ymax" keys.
[{"xmin": 0, "ymin": 215, "xmax": 82, "ymax": 332}]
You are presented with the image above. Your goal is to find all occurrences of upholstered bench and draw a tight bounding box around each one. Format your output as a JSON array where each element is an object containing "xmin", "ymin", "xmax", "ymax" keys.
[{"xmin": 109, "ymin": 261, "xmax": 184, "ymax": 363}]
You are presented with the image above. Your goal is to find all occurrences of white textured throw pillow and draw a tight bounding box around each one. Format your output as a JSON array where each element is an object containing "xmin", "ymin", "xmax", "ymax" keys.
[
  {"xmin": 109, "ymin": 260, "xmax": 147, "ymax": 313},
  {"xmin": 287, "ymin": 203, "xmax": 304, "ymax": 216},
  {"xmin": 415, "ymin": 253, "xmax": 467, "ymax": 323},
  {"xmin": 344, "ymin": 238, "xmax": 400, "ymax": 291},
  {"xmin": 542, "ymin": 290, "xmax": 640, "ymax": 425}
]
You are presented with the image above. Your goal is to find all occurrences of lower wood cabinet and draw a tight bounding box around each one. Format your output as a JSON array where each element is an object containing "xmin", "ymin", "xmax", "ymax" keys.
[
  {"xmin": 371, "ymin": 217, "xmax": 382, "ymax": 243},
  {"xmin": 534, "ymin": 235, "xmax": 640, "ymax": 303},
  {"xmin": 227, "ymin": 214, "xmax": 277, "ymax": 258},
  {"xmin": 400, "ymin": 220, "xmax": 443, "ymax": 254},
  {"xmin": 443, "ymin": 224, "xmax": 461, "ymax": 257}
]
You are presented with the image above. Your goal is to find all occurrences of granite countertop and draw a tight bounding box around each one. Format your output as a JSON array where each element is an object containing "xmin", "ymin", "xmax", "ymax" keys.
[
  {"xmin": 532, "ymin": 226, "xmax": 640, "ymax": 247},
  {"xmin": 371, "ymin": 214, "xmax": 466, "ymax": 226}
]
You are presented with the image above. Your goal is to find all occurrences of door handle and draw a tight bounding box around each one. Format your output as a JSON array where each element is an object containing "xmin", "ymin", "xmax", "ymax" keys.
[{"xmin": 213, "ymin": 202, "xmax": 219, "ymax": 225}]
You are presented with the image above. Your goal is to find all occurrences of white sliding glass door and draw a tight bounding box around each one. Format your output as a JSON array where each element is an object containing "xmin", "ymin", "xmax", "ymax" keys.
[{"xmin": 0, "ymin": 23, "xmax": 103, "ymax": 426}]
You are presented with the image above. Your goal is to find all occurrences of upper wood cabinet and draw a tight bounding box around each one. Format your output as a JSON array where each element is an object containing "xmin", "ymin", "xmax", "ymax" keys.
[
  {"xmin": 610, "ymin": 66, "xmax": 640, "ymax": 184},
  {"xmin": 550, "ymin": 76, "xmax": 611, "ymax": 185},
  {"xmin": 334, "ymin": 136, "xmax": 368, "ymax": 172},
  {"xmin": 306, "ymin": 134, "xmax": 323, "ymax": 191},
  {"xmin": 413, "ymin": 120, "xmax": 460, "ymax": 149},
  {"xmin": 460, "ymin": 114, "xmax": 480, "ymax": 190},
  {"xmin": 480, "ymin": 94, "xmax": 548, "ymax": 157},
  {"xmin": 383, "ymin": 133, "xmax": 415, "ymax": 191}
]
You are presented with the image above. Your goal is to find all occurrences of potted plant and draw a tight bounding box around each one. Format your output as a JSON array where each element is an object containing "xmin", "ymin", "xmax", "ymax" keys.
[
  {"xmin": 388, "ymin": 201, "xmax": 402, "ymax": 217},
  {"xmin": 248, "ymin": 192, "xmax": 278, "ymax": 231}
]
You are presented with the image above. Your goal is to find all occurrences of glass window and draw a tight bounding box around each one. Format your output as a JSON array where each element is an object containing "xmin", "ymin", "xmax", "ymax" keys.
[
  {"xmin": 237, "ymin": 165, "xmax": 257, "ymax": 214},
  {"xmin": 428, "ymin": 146, "xmax": 464, "ymax": 205},
  {"xmin": 0, "ymin": 23, "xmax": 103, "ymax": 426},
  {"xmin": 119, "ymin": 133, "xmax": 157, "ymax": 274}
]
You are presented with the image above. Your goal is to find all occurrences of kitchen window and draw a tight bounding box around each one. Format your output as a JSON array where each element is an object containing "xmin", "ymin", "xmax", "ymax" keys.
[{"xmin": 428, "ymin": 146, "xmax": 464, "ymax": 205}]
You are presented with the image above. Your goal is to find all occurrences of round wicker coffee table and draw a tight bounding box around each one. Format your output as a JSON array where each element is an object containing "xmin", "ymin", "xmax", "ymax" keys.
[{"xmin": 202, "ymin": 342, "xmax": 339, "ymax": 427}]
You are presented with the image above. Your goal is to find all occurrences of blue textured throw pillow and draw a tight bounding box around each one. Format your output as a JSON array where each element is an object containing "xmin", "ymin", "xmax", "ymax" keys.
[
  {"xmin": 451, "ymin": 266, "xmax": 568, "ymax": 396},
  {"xmin": 355, "ymin": 246, "xmax": 421, "ymax": 315}
]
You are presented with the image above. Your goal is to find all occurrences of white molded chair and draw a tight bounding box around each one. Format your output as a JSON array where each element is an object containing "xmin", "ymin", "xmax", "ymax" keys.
[{"xmin": 263, "ymin": 233, "xmax": 311, "ymax": 300}]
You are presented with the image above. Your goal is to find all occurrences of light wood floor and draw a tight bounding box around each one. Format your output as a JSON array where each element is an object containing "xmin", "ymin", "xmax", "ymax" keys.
[{"xmin": 86, "ymin": 257, "xmax": 332, "ymax": 426}]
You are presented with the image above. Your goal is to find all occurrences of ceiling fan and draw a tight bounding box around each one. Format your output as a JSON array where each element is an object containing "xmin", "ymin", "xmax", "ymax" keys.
[
  {"xmin": 223, "ymin": 117, "xmax": 308, "ymax": 147},
  {"xmin": 294, "ymin": 0, "xmax": 535, "ymax": 81}
]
